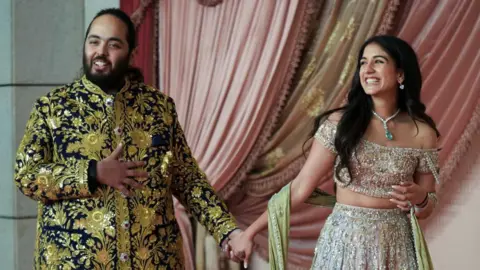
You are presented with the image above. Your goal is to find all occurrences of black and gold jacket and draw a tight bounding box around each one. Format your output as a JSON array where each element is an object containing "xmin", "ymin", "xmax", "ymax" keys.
[{"xmin": 14, "ymin": 76, "xmax": 237, "ymax": 269}]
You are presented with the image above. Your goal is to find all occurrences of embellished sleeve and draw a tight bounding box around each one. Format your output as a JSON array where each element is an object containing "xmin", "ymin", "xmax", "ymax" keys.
[
  {"xmin": 416, "ymin": 150, "xmax": 440, "ymax": 184},
  {"xmin": 314, "ymin": 120, "xmax": 337, "ymax": 154},
  {"xmin": 14, "ymin": 97, "xmax": 93, "ymax": 203},
  {"xmin": 168, "ymin": 98, "xmax": 237, "ymax": 245}
]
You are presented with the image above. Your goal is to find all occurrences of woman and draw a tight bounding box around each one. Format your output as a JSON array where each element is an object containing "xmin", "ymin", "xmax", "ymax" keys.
[{"xmin": 229, "ymin": 35, "xmax": 440, "ymax": 269}]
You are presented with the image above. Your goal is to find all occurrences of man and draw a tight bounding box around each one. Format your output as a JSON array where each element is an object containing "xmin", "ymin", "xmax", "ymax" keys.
[{"xmin": 15, "ymin": 8, "xmax": 249, "ymax": 269}]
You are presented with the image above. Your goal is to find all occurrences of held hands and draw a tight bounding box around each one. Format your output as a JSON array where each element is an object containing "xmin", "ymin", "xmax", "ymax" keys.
[
  {"xmin": 96, "ymin": 143, "xmax": 148, "ymax": 196},
  {"xmin": 222, "ymin": 229, "xmax": 254, "ymax": 268},
  {"xmin": 389, "ymin": 181, "xmax": 427, "ymax": 211}
]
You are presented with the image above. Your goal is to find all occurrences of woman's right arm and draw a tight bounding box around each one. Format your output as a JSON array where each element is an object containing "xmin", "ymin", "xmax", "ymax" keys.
[
  {"xmin": 247, "ymin": 139, "xmax": 335, "ymax": 236},
  {"xmin": 229, "ymin": 137, "xmax": 337, "ymax": 265}
]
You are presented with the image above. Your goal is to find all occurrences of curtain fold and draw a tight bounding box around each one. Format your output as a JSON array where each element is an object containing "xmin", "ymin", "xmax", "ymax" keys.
[
  {"xmin": 243, "ymin": 0, "xmax": 395, "ymax": 195},
  {"xmin": 394, "ymin": 0, "xmax": 480, "ymax": 231},
  {"xmin": 158, "ymin": 1, "xmax": 320, "ymax": 268},
  {"xmin": 121, "ymin": 0, "xmax": 156, "ymax": 86},
  {"xmin": 227, "ymin": 1, "xmax": 395, "ymax": 268},
  {"xmin": 159, "ymin": 0, "xmax": 319, "ymax": 195},
  {"xmin": 141, "ymin": 0, "xmax": 476, "ymax": 268},
  {"xmin": 242, "ymin": 0, "xmax": 479, "ymax": 268}
]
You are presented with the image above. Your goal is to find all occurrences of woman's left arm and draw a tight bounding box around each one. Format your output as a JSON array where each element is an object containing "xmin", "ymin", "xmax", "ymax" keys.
[
  {"xmin": 412, "ymin": 172, "xmax": 436, "ymax": 219},
  {"xmin": 391, "ymin": 124, "xmax": 439, "ymax": 219},
  {"xmin": 390, "ymin": 174, "xmax": 436, "ymax": 219}
]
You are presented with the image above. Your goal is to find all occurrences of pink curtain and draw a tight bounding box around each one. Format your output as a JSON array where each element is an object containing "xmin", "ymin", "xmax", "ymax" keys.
[
  {"xmin": 135, "ymin": 0, "xmax": 477, "ymax": 268},
  {"xmin": 395, "ymin": 0, "xmax": 480, "ymax": 228},
  {"xmin": 158, "ymin": 1, "xmax": 319, "ymax": 268},
  {"xmin": 246, "ymin": 1, "xmax": 479, "ymax": 268},
  {"xmin": 238, "ymin": 0, "xmax": 479, "ymax": 268},
  {"xmin": 228, "ymin": 0, "xmax": 399, "ymax": 268},
  {"xmin": 121, "ymin": 0, "xmax": 156, "ymax": 86},
  {"xmin": 159, "ymin": 0, "xmax": 316, "ymax": 192}
]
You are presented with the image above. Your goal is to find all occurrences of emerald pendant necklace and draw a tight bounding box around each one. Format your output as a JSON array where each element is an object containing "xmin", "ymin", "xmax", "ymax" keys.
[{"xmin": 372, "ymin": 109, "xmax": 400, "ymax": 140}]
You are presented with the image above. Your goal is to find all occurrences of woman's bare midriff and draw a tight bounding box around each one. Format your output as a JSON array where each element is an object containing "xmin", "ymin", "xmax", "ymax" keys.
[{"xmin": 335, "ymin": 187, "xmax": 398, "ymax": 209}]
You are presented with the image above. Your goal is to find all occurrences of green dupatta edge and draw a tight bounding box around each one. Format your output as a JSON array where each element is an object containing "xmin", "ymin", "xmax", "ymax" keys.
[{"xmin": 267, "ymin": 152, "xmax": 438, "ymax": 270}]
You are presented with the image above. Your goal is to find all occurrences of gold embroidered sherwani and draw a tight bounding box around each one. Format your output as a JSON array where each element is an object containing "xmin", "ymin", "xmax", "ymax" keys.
[{"xmin": 14, "ymin": 76, "xmax": 237, "ymax": 269}]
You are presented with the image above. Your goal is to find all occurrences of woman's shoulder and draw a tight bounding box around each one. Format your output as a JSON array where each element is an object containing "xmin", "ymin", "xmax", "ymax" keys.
[
  {"xmin": 414, "ymin": 120, "xmax": 439, "ymax": 149},
  {"xmin": 326, "ymin": 111, "xmax": 343, "ymax": 125}
]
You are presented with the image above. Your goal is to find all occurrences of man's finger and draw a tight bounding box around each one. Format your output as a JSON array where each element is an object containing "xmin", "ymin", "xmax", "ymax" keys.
[
  {"xmin": 126, "ymin": 170, "xmax": 149, "ymax": 178},
  {"xmin": 229, "ymin": 251, "xmax": 241, "ymax": 263},
  {"xmin": 125, "ymin": 160, "xmax": 146, "ymax": 169},
  {"xmin": 234, "ymin": 250, "xmax": 246, "ymax": 260},
  {"xmin": 222, "ymin": 243, "xmax": 232, "ymax": 259},
  {"xmin": 108, "ymin": 143, "xmax": 124, "ymax": 160},
  {"xmin": 123, "ymin": 178, "xmax": 144, "ymax": 190},
  {"xmin": 118, "ymin": 185, "xmax": 133, "ymax": 197},
  {"xmin": 224, "ymin": 243, "xmax": 232, "ymax": 253}
]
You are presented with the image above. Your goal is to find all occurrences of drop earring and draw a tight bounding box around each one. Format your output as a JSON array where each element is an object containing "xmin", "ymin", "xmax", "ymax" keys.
[{"xmin": 399, "ymin": 84, "xmax": 405, "ymax": 90}]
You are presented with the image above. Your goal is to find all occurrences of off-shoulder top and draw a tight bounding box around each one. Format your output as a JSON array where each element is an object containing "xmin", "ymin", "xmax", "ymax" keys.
[{"xmin": 315, "ymin": 120, "xmax": 440, "ymax": 198}]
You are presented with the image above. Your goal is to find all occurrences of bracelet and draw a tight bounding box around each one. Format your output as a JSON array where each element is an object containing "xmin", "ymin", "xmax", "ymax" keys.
[
  {"xmin": 428, "ymin": 192, "xmax": 438, "ymax": 208},
  {"xmin": 414, "ymin": 192, "xmax": 438, "ymax": 214},
  {"xmin": 414, "ymin": 205, "xmax": 427, "ymax": 214},
  {"xmin": 414, "ymin": 196, "xmax": 429, "ymax": 214},
  {"xmin": 416, "ymin": 192, "xmax": 429, "ymax": 208}
]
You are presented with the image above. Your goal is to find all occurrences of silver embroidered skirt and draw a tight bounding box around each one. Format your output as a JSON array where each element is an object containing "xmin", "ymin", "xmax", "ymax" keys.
[{"xmin": 311, "ymin": 203, "xmax": 417, "ymax": 270}]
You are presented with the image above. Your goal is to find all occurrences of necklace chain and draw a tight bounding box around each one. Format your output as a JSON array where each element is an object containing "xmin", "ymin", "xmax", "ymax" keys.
[{"xmin": 372, "ymin": 109, "xmax": 400, "ymax": 140}]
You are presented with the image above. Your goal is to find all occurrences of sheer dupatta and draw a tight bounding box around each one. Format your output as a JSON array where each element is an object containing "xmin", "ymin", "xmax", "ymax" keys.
[
  {"xmin": 267, "ymin": 152, "xmax": 439, "ymax": 270},
  {"xmin": 267, "ymin": 183, "xmax": 335, "ymax": 270}
]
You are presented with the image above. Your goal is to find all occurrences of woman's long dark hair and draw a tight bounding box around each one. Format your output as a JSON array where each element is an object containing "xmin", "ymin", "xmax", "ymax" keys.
[{"xmin": 312, "ymin": 35, "xmax": 440, "ymax": 185}]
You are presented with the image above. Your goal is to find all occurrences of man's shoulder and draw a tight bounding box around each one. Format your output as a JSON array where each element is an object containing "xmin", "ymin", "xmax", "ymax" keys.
[
  {"xmin": 136, "ymin": 82, "xmax": 175, "ymax": 104},
  {"xmin": 36, "ymin": 80, "xmax": 80, "ymax": 104}
]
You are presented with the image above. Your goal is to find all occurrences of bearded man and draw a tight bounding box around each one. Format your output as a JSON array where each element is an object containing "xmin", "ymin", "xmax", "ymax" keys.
[{"xmin": 14, "ymin": 8, "xmax": 249, "ymax": 269}]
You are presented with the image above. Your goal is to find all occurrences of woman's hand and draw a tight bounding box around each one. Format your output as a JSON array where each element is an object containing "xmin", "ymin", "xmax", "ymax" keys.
[
  {"xmin": 227, "ymin": 230, "xmax": 255, "ymax": 268},
  {"xmin": 389, "ymin": 181, "xmax": 427, "ymax": 211}
]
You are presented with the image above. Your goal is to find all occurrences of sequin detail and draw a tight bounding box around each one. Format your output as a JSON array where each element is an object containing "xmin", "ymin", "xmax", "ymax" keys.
[
  {"xmin": 311, "ymin": 203, "xmax": 416, "ymax": 270},
  {"xmin": 315, "ymin": 120, "xmax": 440, "ymax": 198}
]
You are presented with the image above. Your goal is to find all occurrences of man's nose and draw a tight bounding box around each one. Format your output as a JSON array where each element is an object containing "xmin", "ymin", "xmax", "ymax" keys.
[{"xmin": 97, "ymin": 42, "xmax": 109, "ymax": 56}]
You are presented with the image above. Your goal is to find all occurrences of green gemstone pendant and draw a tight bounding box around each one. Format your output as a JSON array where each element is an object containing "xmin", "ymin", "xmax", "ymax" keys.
[
  {"xmin": 385, "ymin": 130, "xmax": 393, "ymax": 140},
  {"xmin": 372, "ymin": 109, "xmax": 400, "ymax": 142}
]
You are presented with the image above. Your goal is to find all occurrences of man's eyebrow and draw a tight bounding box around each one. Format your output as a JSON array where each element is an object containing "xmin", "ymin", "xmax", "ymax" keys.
[
  {"xmin": 108, "ymin": 37, "xmax": 124, "ymax": 44},
  {"xmin": 87, "ymin": 34, "xmax": 100, "ymax": 39},
  {"xmin": 87, "ymin": 35, "xmax": 124, "ymax": 44}
]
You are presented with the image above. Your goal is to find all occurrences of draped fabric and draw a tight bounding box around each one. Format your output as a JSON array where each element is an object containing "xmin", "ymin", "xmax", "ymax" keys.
[
  {"xmin": 121, "ymin": 0, "xmax": 156, "ymax": 86},
  {"xmin": 395, "ymin": 0, "xmax": 480, "ymax": 195},
  {"xmin": 158, "ymin": 0, "xmax": 319, "ymax": 195},
  {"xmin": 130, "ymin": 0, "xmax": 478, "ymax": 268},
  {"xmin": 242, "ymin": 0, "xmax": 396, "ymax": 196},
  {"xmin": 157, "ymin": 0, "xmax": 321, "ymax": 268},
  {"xmin": 243, "ymin": 0, "xmax": 479, "ymax": 268},
  {"xmin": 226, "ymin": 1, "xmax": 398, "ymax": 268}
]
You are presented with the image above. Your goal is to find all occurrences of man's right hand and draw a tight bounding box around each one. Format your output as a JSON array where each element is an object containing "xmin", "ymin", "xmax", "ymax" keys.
[{"xmin": 96, "ymin": 143, "xmax": 148, "ymax": 196}]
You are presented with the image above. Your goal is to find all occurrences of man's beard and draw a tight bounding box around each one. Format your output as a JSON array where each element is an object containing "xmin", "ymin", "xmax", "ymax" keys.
[{"xmin": 83, "ymin": 54, "xmax": 129, "ymax": 91}]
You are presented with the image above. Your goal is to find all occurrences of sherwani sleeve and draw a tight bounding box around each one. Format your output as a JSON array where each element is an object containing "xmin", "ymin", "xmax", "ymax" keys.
[
  {"xmin": 168, "ymin": 98, "xmax": 238, "ymax": 245},
  {"xmin": 14, "ymin": 97, "xmax": 94, "ymax": 203}
]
